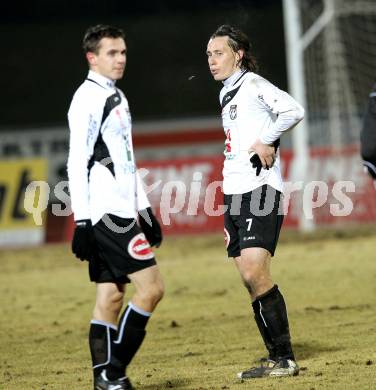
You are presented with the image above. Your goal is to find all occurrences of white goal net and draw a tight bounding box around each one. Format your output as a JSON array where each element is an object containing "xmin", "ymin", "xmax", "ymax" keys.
[
  {"xmin": 282, "ymin": 0, "xmax": 376, "ymax": 230},
  {"xmin": 292, "ymin": 0, "xmax": 376, "ymax": 148}
]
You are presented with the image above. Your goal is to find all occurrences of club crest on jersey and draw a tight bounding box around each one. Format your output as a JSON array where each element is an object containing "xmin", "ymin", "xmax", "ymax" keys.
[
  {"xmin": 230, "ymin": 105, "xmax": 237, "ymax": 120},
  {"xmin": 128, "ymin": 233, "xmax": 154, "ymax": 260}
]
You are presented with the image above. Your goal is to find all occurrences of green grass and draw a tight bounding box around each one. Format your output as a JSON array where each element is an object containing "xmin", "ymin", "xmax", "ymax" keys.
[{"xmin": 0, "ymin": 230, "xmax": 375, "ymax": 389}]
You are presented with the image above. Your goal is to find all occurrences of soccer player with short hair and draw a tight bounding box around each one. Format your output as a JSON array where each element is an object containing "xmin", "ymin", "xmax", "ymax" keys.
[
  {"xmin": 67, "ymin": 24, "xmax": 164, "ymax": 390},
  {"xmin": 207, "ymin": 24, "xmax": 304, "ymax": 379}
]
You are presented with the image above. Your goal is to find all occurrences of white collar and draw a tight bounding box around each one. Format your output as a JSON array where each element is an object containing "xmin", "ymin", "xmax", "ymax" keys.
[
  {"xmin": 222, "ymin": 69, "xmax": 245, "ymax": 87},
  {"xmin": 87, "ymin": 70, "xmax": 116, "ymax": 89}
]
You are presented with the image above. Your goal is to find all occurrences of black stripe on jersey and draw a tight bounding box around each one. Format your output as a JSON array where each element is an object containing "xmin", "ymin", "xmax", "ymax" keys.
[
  {"xmin": 221, "ymin": 83, "xmax": 243, "ymax": 109},
  {"xmin": 87, "ymin": 91, "xmax": 122, "ymax": 178},
  {"xmin": 86, "ymin": 78, "xmax": 106, "ymax": 89},
  {"xmin": 87, "ymin": 131, "xmax": 115, "ymax": 177},
  {"xmin": 233, "ymin": 70, "xmax": 247, "ymax": 86},
  {"xmin": 101, "ymin": 90, "xmax": 122, "ymax": 126}
]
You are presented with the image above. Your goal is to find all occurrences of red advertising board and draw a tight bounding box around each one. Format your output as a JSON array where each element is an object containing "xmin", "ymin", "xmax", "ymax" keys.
[
  {"xmin": 138, "ymin": 145, "xmax": 376, "ymax": 233},
  {"xmin": 138, "ymin": 155, "xmax": 224, "ymax": 234},
  {"xmin": 59, "ymin": 144, "xmax": 376, "ymax": 242}
]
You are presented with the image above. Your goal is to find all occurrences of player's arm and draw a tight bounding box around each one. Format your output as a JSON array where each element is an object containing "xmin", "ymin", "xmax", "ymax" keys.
[
  {"xmin": 135, "ymin": 170, "xmax": 163, "ymax": 247},
  {"xmin": 67, "ymin": 93, "xmax": 99, "ymax": 260},
  {"xmin": 255, "ymin": 79, "xmax": 304, "ymax": 145},
  {"xmin": 249, "ymin": 79, "xmax": 304, "ymax": 172}
]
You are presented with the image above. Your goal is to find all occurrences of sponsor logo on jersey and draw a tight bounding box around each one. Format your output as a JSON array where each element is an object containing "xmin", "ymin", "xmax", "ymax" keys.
[
  {"xmin": 257, "ymin": 93, "xmax": 273, "ymax": 111},
  {"xmin": 225, "ymin": 129, "xmax": 232, "ymax": 153},
  {"xmin": 128, "ymin": 233, "xmax": 154, "ymax": 260},
  {"xmin": 230, "ymin": 104, "xmax": 237, "ymax": 120},
  {"xmin": 243, "ymin": 236, "xmax": 256, "ymax": 241},
  {"xmin": 224, "ymin": 228, "xmax": 230, "ymax": 248}
]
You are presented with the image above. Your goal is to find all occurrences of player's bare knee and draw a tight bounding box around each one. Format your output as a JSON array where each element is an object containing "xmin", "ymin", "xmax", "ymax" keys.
[
  {"xmin": 241, "ymin": 267, "xmax": 260, "ymax": 286},
  {"xmin": 96, "ymin": 290, "xmax": 124, "ymax": 315},
  {"xmin": 243, "ymin": 279, "xmax": 255, "ymax": 295},
  {"xmin": 148, "ymin": 282, "xmax": 165, "ymax": 304},
  {"xmin": 156, "ymin": 283, "xmax": 165, "ymax": 302},
  {"xmin": 110, "ymin": 290, "xmax": 125, "ymax": 310},
  {"xmin": 137, "ymin": 283, "xmax": 164, "ymax": 308}
]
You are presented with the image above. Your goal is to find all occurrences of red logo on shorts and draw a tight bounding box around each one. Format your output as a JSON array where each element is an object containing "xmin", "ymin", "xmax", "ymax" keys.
[
  {"xmin": 224, "ymin": 228, "xmax": 230, "ymax": 249},
  {"xmin": 128, "ymin": 233, "xmax": 154, "ymax": 260}
]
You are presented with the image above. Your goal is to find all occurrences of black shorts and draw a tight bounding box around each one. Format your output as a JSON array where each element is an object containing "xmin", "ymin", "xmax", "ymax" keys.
[
  {"xmin": 224, "ymin": 185, "xmax": 284, "ymax": 258},
  {"xmin": 89, "ymin": 214, "xmax": 157, "ymax": 284}
]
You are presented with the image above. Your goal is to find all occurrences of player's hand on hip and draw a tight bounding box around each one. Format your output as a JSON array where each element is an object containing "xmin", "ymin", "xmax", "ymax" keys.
[
  {"xmin": 71, "ymin": 219, "xmax": 96, "ymax": 261},
  {"xmin": 138, "ymin": 207, "xmax": 163, "ymax": 248},
  {"xmin": 249, "ymin": 139, "xmax": 276, "ymax": 168}
]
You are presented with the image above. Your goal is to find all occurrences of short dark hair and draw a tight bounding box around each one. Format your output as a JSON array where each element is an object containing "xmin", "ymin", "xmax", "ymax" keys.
[
  {"xmin": 82, "ymin": 24, "xmax": 125, "ymax": 54},
  {"xmin": 211, "ymin": 25, "xmax": 258, "ymax": 73}
]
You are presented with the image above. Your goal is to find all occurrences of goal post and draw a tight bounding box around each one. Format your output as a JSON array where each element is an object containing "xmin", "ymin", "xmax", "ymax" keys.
[{"xmin": 282, "ymin": 0, "xmax": 376, "ymax": 231}]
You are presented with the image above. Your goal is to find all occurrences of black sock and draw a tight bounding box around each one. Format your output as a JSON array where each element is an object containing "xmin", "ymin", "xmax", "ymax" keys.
[
  {"xmin": 106, "ymin": 302, "xmax": 151, "ymax": 380},
  {"xmin": 252, "ymin": 300, "xmax": 276, "ymax": 360},
  {"xmin": 89, "ymin": 320, "xmax": 117, "ymax": 378},
  {"xmin": 256, "ymin": 285, "xmax": 295, "ymax": 361}
]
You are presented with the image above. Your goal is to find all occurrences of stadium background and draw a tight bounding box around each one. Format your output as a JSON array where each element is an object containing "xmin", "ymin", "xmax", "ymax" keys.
[
  {"xmin": 1, "ymin": 2, "xmax": 376, "ymax": 389},
  {"xmin": 0, "ymin": 0, "xmax": 375, "ymax": 245}
]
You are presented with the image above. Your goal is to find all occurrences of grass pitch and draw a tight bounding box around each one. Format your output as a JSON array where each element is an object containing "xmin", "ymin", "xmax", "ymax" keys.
[{"xmin": 0, "ymin": 229, "xmax": 375, "ymax": 389}]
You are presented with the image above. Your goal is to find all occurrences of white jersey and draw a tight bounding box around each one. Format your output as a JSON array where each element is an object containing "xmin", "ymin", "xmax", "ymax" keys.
[
  {"xmin": 67, "ymin": 70, "xmax": 150, "ymax": 225},
  {"xmin": 219, "ymin": 70, "xmax": 304, "ymax": 195}
]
